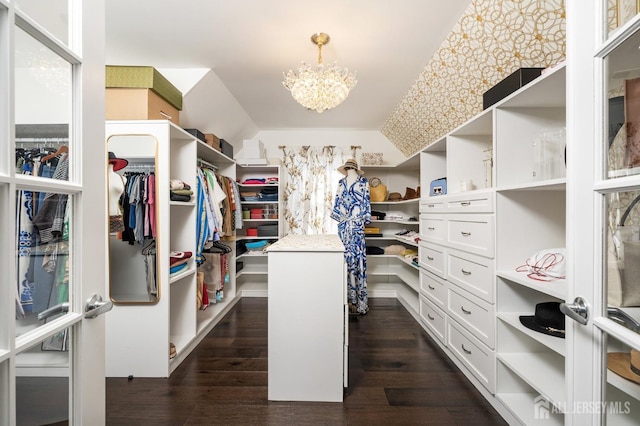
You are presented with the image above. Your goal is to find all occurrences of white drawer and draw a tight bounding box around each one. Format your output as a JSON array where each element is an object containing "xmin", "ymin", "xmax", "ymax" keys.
[
  {"xmin": 446, "ymin": 190, "xmax": 494, "ymax": 213},
  {"xmin": 419, "ymin": 295, "xmax": 446, "ymax": 345},
  {"xmin": 446, "ymin": 248, "xmax": 495, "ymax": 303},
  {"xmin": 420, "ymin": 214, "xmax": 446, "ymax": 243},
  {"xmin": 447, "ymin": 214, "xmax": 494, "ymax": 257},
  {"xmin": 419, "ymin": 241, "xmax": 446, "ymax": 279},
  {"xmin": 447, "ymin": 286, "xmax": 495, "ymax": 349},
  {"xmin": 447, "ymin": 320, "xmax": 495, "ymax": 394},
  {"xmin": 420, "ymin": 269, "xmax": 447, "ymax": 308},
  {"xmin": 420, "ymin": 197, "xmax": 446, "ymax": 212}
]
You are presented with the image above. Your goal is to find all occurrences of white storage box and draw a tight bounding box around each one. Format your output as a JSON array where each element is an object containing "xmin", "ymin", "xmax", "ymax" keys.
[{"xmin": 242, "ymin": 138, "xmax": 266, "ymax": 159}]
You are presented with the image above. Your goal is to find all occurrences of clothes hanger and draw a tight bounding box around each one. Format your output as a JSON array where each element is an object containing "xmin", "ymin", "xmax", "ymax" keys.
[{"xmin": 41, "ymin": 145, "xmax": 69, "ymax": 163}]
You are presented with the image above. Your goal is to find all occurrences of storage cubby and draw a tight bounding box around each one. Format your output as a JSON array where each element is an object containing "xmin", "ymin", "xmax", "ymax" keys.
[
  {"xmin": 420, "ymin": 137, "xmax": 447, "ymax": 195},
  {"xmin": 447, "ymin": 109, "xmax": 494, "ymax": 194},
  {"xmin": 495, "ymin": 190, "xmax": 566, "ymax": 276},
  {"xmin": 495, "ymin": 361, "xmax": 564, "ymax": 426},
  {"xmin": 496, "ymin": 278, "xmax": 565, "ymax": 356}
]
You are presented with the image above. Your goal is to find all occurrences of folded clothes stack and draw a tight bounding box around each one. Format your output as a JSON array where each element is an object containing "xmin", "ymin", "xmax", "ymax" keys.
[
  {"xmin": 170, "ymin": 251, "xmax": 192, "ymax": 275},
  {"xmin": 170, "ymin": 179, "xmax": 193, "ymax": 202},
  {"xmin": 259, "ymin": 187, "xmax": 278, "ymax": 201},
  {"xmin": 395, "ymin": 229, "xmax": 421, "ymax": 244},
  {"xmin": 241, "ymin": 177, "xmax": 279, "ymax": 185},
  {"xmin": 240, "ymin": 191, "xmax": 260, "ymax": 201}
]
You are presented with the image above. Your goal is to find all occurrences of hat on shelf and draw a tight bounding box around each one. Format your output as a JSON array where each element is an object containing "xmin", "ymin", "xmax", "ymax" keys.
[
  {"xmin": 519, "ymin": 301, "xmax": 566, "ymax": 338},
  {"xmin": 108, "ymin": 152, "xmax": 128, "ymax": 171},
  {"xmin": 608, "ymin": 349, "xmax": 640, "ymax": 385},
  {"xmin": 337, "ymin": 158, "xmax": 364, "ymax": 176},
  {"xmin": 388, "ymin": 192, "xmax": 403, "ymax": 202}
]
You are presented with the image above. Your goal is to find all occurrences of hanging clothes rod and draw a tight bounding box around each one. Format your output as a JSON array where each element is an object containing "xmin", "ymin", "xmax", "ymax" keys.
[
  {"xmin": 122, "ymin": 163, "xmax": 155, "ymax": 171},
  {"xmin": 15, "ymin": 138, "xmax": 69, "ymax": 147},
  {"xmin": 197, "ymin": 158, "xmax": 218, "ymax": 170}
]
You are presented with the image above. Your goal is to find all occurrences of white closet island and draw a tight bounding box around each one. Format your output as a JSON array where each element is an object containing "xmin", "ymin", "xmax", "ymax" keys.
[{"xmin": 267, "ymin": 234, "xmax": 347, "ymax": 402}]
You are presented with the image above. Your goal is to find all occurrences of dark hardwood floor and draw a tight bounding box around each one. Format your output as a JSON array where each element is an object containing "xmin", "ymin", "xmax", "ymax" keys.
[{"xmin": 106, "ymin": 298, "xmax": 508, "ymax": 425}]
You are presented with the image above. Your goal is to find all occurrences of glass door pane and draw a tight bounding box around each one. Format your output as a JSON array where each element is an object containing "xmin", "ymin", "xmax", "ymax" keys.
[
  {"xmin": 14, "ymin": 0, "xmax": 69, "ymax": 46},
  {"xmin": 15, "ymin": 329, "xmax": 71, "ymax": 425},
  {"xmin": 609, "ymin": 0, "xmax": 640, "ymax": 37},
  {"xmin": 601, "ymin": 3, "xmax": 640, "ymax": 423},
  {"xmin": 15, "ymin": 190, "xmax": 72, "ymax": 338},
  {"xmin": 14, "ymin": 25, "xmax": 71, "ymax": 178}
]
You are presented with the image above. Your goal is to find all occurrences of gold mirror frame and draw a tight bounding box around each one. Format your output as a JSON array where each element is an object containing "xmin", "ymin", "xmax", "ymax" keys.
[{"xmin": 107, "ymin": 134, "xmax": 160, "ymax": 304}]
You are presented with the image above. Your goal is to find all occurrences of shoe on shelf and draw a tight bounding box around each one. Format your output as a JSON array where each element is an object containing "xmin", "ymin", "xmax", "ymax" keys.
[{"xmin": 169, "ymin": 343, "xmax": 177, "ymax": 359}]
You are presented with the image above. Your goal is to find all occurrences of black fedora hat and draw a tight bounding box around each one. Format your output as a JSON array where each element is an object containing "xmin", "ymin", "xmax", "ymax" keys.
[
  {"xmin": 108, "ymin": 152, "xmax": 128, "ymax": 171},
  {"xmin": 519, "ymin": 301, "xmax": 566, "ymax": 338}
]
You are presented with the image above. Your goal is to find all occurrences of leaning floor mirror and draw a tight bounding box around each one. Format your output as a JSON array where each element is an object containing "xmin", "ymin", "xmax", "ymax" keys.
[{"xmin": 107, "ymin": 134, "xmax": 159, "ymax": 304}]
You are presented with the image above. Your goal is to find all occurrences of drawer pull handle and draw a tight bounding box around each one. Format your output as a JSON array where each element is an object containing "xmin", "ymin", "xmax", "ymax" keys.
[
  {"xmin": 461, "ymin": 344, "xmax": 472, "ymax": 355},
  {"xmin": 461, "ymin": 306, "xmax": 472, "ymax": 315},
  {"xmin": 461, "ymin": 269, "xmax": 471, "ymax": 276},
  {"xmin": 427, "ymin": 256, "xmax": 434, "ymax": 261},
  {"xmin": 427, "ymin": 314, "xmax": 435, "ymax": 321},
  {"xmin": 427, "ymin": 204, "xmax": 435, "ymax": 208},
  {"xmin": 428, "ymin": 227, "xmax": 435, "ymax": 231},
  {"xmin": 428, "ymin": 285, "xmax": 436, "ymax": 290},
  {"xmin": 461, "ymin": 201, "xmax": 471, "ymax": 206},
  {"xmin": 461, "ymin": 231, "xmax": 471, "ymax": 237}
]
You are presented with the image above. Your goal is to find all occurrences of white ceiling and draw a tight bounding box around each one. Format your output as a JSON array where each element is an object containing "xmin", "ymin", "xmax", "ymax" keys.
[{"xmin": 105, "ymin": 0, "xmax": 472, "ymax": 132}]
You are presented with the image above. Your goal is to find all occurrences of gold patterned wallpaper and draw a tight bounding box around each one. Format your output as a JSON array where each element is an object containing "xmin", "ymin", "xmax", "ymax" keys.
[{"xmin": 381, "ymin": 0, "xmax": 567, "ymax": 156}]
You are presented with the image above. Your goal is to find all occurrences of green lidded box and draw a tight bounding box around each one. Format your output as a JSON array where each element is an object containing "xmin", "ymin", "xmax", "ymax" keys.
[{"xmin": 106, "ymin": 66, "xmax": 183, "ymax": 110}]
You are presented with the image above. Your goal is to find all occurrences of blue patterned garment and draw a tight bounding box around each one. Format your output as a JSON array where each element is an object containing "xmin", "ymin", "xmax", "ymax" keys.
[{"xmin": 331, "ymin": 175, "xmax": 371, "ymax": 314}]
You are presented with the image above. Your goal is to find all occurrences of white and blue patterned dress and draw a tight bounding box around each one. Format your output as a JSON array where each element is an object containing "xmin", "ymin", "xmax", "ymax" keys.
[{"xmin": 331, "ymin": 175, "xmax": 371, "ymax": 314}]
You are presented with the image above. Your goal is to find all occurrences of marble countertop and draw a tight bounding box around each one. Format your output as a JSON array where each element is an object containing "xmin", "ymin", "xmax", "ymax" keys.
[{"xmin": 267, "ymin": 234, "xmax": 345, "ymax": 252}]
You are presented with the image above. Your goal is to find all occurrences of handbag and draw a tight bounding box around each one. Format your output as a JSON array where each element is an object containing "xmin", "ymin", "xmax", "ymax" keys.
[
  {"xmin": 369, "ymin": 177, "xmax": 387, "ymax": 202},
  {"xmin": 608, "ymin": 234, "xmax": 640, "ymax": 307}
]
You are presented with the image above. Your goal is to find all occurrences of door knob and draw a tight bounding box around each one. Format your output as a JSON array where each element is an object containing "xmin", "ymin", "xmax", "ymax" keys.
[
  {"xmin": 560, "ymin": 297, "xmax": 589, "ymax": 325},
  {"xmin": 84, "ymin": 294, "xmax": 113, "ymax": 319},
  {"xmin": 37, "ymin": 302, "xmax": 69, "ymax": 321}
]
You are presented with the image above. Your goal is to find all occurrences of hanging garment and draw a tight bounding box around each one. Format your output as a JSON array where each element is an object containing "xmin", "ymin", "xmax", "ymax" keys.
[{"xmin": 331, "ymin": 174, "xmax": 372, "ymax": 314}]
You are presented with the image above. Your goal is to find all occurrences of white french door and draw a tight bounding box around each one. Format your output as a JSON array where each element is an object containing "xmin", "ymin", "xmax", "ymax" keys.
[
  {"xmin": 0, "ymin": 0, "xmax": 108, "ymax": 425},
  {"xmin": 567, "ymin": 0, "xmax": 640, "ymax": 424}
]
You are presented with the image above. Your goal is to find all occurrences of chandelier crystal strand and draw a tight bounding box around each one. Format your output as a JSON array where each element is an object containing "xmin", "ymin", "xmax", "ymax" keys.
[{"xmin": 282, "ymin": 32, "xmax": 357, "ymax": 113}]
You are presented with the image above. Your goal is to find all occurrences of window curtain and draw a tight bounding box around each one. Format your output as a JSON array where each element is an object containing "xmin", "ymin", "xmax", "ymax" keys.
[{"xmin": 280, "ymin": 146, "xmax": 346, "ymax": 235}]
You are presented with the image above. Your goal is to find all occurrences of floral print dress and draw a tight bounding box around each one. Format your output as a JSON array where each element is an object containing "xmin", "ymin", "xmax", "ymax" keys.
[{"xmin": 331, "ymin": 175, "xmax": 371, "ymax": 314}]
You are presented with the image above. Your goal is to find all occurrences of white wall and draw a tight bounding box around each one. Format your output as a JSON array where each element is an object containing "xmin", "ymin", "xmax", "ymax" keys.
[
  {"xmin": 245, "ymin": 129, "xmax": 407, "ymax": 165},
  {"xmin": 179, "ymin": 70, "xmax": 259, "ymax": 147}
]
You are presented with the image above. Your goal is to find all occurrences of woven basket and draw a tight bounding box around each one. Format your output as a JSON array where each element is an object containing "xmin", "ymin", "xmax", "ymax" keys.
[{"xmin": 369, "ymin": 177, "xmax": 387, "ymax": 202}]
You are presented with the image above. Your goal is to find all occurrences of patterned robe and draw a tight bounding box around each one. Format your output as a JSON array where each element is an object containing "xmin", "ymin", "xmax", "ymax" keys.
[{"xmin": 331, "ymin": 175, "xmax": 371, "ymax": 314}]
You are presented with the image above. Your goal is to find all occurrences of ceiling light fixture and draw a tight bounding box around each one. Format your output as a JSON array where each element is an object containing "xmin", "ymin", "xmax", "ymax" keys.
[{"xmin": 283, "ymin": 32, "xmax": 357, "ymax": 113}]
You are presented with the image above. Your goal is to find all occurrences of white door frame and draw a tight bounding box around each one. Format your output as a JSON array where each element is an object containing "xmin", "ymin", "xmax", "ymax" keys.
[
  {"xmin": 567, "ymin": 0, "xmax": 640, "ymax": 424},
  {"xmin": 0, "ymin": 0, "xmax": 107, "ymax": 424}
]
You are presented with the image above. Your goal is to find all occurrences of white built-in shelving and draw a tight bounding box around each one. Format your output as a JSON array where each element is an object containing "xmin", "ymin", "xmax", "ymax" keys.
[
  {"xmin": 105, "ymin": 120, "xmax": 239, "ymax": 378},
  {"xmin": 235, "ymin": 164, "xmax": 282, "ymax": 297}
]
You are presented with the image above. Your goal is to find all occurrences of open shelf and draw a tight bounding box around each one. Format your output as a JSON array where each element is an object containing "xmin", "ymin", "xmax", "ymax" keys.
[{"xmin": 497, "ymin": 353, "xmax": 565, "ymax": 407}]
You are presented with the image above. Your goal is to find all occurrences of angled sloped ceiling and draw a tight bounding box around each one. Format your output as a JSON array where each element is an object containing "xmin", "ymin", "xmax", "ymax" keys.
[{"xmin": 382, "ymin": 0, "xmax": 566, "ymax": 156}]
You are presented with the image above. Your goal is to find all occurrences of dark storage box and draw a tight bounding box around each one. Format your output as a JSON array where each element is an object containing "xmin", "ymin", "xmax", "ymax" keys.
[
  {"xmin": 220, "ymin": 138, "xmax": 233, "ymax": 158},
  {"xmin": 482, "ymin": 67, "xmax": 545, "ymax": 109},
  {"xmin": 236, "ymin": 261, "xmax": 244, "ymax": 272},
  {"xmin": 257, "ymin": 224, "xmax": 278, "ymax": 237},
  {"xmin": 185, "ymin": 128, "xmax": 206, "ymax": 142}
]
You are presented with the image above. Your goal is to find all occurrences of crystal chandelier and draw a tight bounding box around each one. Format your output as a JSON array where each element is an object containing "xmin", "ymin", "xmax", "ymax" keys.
[{"xmin": 283, "ymin": 33, "xmax": 357, "ymax": 113}]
